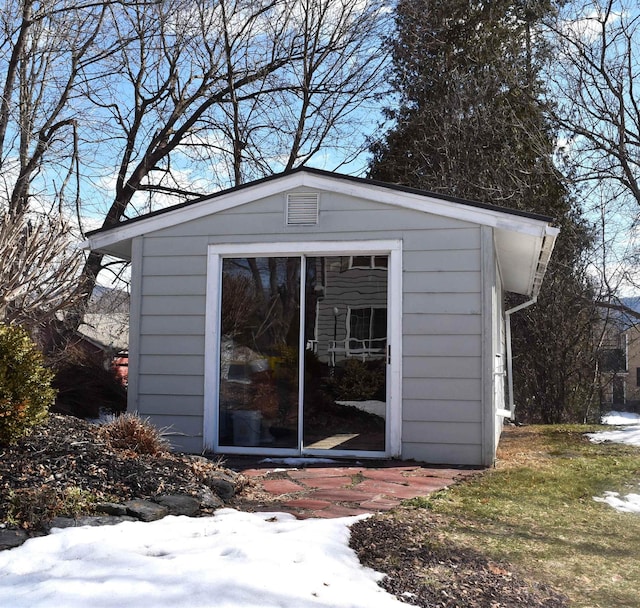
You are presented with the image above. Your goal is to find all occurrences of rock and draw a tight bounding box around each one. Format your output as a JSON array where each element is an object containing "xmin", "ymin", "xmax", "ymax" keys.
[
  {"xmin": 49, "ymin": 516, "xmax": 78, "ymax": 529},
  {"xmin": 49, "ymin": 515, "xmax": 137, "ymax": 529},
  {"xmin": 196, "ymin": 487, "xmax": 224, "ymax": 510},
  {"xmin": 122, "ymin": 499, "xmax": 169, "ymax": 522},
  {"xmin": 95, "ymin": 502, "xmax": 128, "ymax": 516},
  {"xmin": 203, "ymin": 473, "xmax": 236, "ymax": 501},
  {"xmin": 0, "ymin": 529, "xmax": 29, "ymax": 550},
  {"xmin": 154, "ymin": 495, "xmax": 200, "ymax": 516}
]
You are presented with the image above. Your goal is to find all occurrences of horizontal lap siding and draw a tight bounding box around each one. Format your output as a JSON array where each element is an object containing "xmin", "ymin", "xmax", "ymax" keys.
[
  {"xmin": 135, "ymin": 190, "xmax": 483, "ymax": 460},
  {"xmin": 402, "ymin": 220, "xmax": 483, "ymax": 464},
  {"xmin": 136, "ymin": 242, "xmax": 208, "ymax": 449}
]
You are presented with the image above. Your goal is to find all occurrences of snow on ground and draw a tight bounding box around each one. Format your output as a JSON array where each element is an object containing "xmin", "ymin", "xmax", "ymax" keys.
[
  {"xmin": 586, "ymin": 425, "xmax": 640, "ymax": 447},
  {"xmin": 0, "ymin": 509, "xmax": 406, "ymax": 608},
  {"xmin": 586, "ymin": 410, "xmax": 640, "ymax": 447},
  {"xmin": 600, "ymin": 410, "xmax": 640, "ymax": 426},
  {"xmin": 260, "ymin": 457, "xmax": 339, "ymax": 467},
  {"xmin": 588, "ymin": 411, "xmax": 640, "ymax": 515},
  {"xmin": 593, "ymin": 491, "xmax": 640, "ymax": 514}
]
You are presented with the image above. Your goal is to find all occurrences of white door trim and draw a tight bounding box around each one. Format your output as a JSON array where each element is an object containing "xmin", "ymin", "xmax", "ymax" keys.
[{"xmin": 203, "ymin": 239, "xmax": 403, "ymax": 457}]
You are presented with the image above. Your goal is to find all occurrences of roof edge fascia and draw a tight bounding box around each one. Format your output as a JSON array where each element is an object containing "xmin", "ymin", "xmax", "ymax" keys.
[{"xmin": 82, "ymin": 169, "xmax": 557, "ymax": 252}]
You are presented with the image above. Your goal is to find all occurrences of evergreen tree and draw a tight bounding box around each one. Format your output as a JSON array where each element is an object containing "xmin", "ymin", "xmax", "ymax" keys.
[{"xmin": 370, "ymin": 0, "xmax": 598, "ymax": 422}]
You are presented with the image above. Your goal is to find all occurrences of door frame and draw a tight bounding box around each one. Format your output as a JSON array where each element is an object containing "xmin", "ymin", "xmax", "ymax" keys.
[{"xmin": 203, "ymin": 239, "xmax": 403, "ymax": 457}]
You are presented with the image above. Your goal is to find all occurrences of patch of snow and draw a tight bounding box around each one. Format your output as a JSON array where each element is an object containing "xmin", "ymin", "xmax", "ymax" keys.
[
  {"xmin": 260, "ymin": 457, "xmax": 339, "ymax": 466},
  {"xmin": 586, "ymin": 426, "xmax": 640, "ymax": 446},
  {"xmin": 86, "ymin": 410, "xmax": 118, "ymax": 425},
  {"xmin": 601, "ymin": 411, "xmax": 640, "ymax": 425},
  {"xmin": 0, "ymin": 509, "xmax": 406, "ymax": 608},
  {"xmin": 588, "ymin": 411, "xmax": 640, "ymax": 515},
  {"xmin": 593, "ymin": 491, "xmax": 640, "ymax": 514}
]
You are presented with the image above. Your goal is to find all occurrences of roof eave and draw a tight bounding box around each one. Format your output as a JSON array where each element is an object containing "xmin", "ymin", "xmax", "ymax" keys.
[{"xmin": 82, "ymin": 170, "xmax": 558, "ymax": 258}]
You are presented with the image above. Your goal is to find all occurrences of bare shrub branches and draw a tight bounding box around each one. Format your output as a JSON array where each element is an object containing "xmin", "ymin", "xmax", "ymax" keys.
[{"xmin": 0, "ymin": 211, "xmax": 83, "ymax": 327}]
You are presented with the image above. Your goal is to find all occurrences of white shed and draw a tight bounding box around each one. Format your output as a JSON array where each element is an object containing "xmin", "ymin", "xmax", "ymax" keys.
[{"xmin": 83, "ymin": 168, "xmax": 558, "ymax": 466}]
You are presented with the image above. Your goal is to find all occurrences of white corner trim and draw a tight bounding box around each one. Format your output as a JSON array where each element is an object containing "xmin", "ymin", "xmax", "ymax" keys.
[
  {"xmin": 481, "ymin": 226, "xmax": 497, "ymax": 467},
  {"xmin": 388, "ymin": 242, "xmax": 403, "ymax": 457},
  {"xmin": 203, "ymin": 250, "xmax": 222, "ymax": 451},
  {"xmin": 126, "ymin": 236, "xmax": 143, "ymax": 416}
]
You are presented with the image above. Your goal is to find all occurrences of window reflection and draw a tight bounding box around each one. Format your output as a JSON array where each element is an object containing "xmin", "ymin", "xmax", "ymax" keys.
[
  {"xmin": 218, "ymin": 257, "xmax": 300, "ymax": 448},
  {"xmin": 218, "ymin": 254, "xmax": 388, "ymax": 452},
  {"xmin": 303, "ymin": 256, "xmax": 387, "ymax": 451}
]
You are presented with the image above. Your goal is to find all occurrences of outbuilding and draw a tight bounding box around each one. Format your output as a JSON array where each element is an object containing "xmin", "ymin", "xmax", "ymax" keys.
[{"xmin": 83, "ymin": 168, "xmax": 558, "ymax": 465}]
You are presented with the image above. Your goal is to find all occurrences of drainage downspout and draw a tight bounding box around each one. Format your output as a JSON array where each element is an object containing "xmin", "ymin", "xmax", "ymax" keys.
[
  {"xmin": 503, "ymin": 298, "xmax": 537, "ymax": 420},
  {"xmin": 501, "ymin": 228, "xmax": 558, "ymax": 420}
]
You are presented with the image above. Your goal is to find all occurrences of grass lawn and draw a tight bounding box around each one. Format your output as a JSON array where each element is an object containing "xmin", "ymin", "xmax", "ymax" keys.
[{"xmin": 405, "ymin": 425, "xmax": 640, "ymax": 608}]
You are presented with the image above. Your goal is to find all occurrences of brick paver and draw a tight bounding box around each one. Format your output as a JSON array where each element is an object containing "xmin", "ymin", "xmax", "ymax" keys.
[
  {"xmin": 283, "ymin": 498, "xmax": 332, "ymax": 511},
  {"xmin": 288, "ymin": 467, "xmax": 365, "ymax": 480},
  {"xmin": 357, "ymin": 479, "xmax": 432, "ymax": 500},
  {"xmin": 358, "ymin": 468, "xmax": 416, "ymax": 482},
  {"xmin": 311, "ymin": 505, "xmax": 372, "ymax": 519},
  {"xmin": 398, "ymin": 476, "xmax": 452, "ymax": 491},
  {"xmin": 309, "ymin": 488, "xmax": 380, "ymax": 503},
  {"xmin": 358, "ymin": 497, "xmax": 401, "ymax": 511},
  {"xmin": 260, "ymin": 479, "xmax": 304, "ymax": 495},
  {"xmin": 298, "ymin": 476, "xmax": 353, "ymax": 490}
]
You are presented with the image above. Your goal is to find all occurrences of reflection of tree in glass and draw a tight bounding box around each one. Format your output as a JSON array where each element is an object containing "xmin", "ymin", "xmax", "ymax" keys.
[
  {"xmin": 243, "ymin": 258, "xmax": 301, "ymax": 353},
  {"xmin": 220, "ymin": 273, "xmax": 256, "ymax": 337}
]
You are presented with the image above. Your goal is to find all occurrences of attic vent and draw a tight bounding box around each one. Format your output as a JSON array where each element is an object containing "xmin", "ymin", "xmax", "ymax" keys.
[{"xmin": 286, "ymin": 193, "xmax": 319, "ymax": 225}]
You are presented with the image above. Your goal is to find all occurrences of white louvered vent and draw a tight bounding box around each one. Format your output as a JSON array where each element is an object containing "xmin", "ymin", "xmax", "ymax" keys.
[{"xmin": 286, "ymin": 193, "xmax": 319, "ymax": 225}]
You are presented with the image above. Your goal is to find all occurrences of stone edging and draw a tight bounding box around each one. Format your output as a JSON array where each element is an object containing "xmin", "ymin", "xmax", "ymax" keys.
[{"xmin": 0, "ymin": 470, "xmax": 242, "ymax": 551}]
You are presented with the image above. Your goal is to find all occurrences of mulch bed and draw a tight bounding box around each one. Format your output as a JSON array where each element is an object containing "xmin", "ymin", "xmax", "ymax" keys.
[
  {"xmin": 0, "ymin": 414, "xmax": 239, "ymax": 531},
  {"xmin": 350, "ymin": 510, "xmax": 569, "ymax": 608}
]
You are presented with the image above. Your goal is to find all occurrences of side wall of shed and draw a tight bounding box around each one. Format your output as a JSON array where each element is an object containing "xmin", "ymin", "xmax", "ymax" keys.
[{"xmin": 130, "ymin": 189, "xmax": 486, "ymax": 463}]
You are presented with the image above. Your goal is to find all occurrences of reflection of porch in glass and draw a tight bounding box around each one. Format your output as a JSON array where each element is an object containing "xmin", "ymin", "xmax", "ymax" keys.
[{"xmin": 328, "ymin": 338, "xmax": 387, "ymax": 365}]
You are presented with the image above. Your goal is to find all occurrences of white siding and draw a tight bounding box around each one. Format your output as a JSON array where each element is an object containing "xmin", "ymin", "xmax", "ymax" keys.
[{"xmin": 134, "ymin": 188, "xmax": 485, "ymax": 462}]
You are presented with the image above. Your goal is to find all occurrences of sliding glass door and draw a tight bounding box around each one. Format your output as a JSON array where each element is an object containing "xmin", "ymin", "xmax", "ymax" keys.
[
  {"xmin": 216, "ymin": 253, "xmax": 388, "ymax": 455},
  {"xmin": 302, "ymin": 256, "xmax": 387, "ymax": 452},
  {"xmin": 218, "ymin": 257, "xmax": 301, "ymax": 449}
]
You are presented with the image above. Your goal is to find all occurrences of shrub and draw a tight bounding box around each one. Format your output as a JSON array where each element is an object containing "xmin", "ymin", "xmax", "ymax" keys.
[
  {"xmin": 335, "ymin": 358, "xmax": 384, "ymax": 401},
  {"xmin": 7, "ymin": 485, "xmax": 100, "ymax": 529},
  {"xmin": 98, "ymin": 413, "xmax": 169, "ymax": 456},
  {"xmin": 0, "ymin": 323, "xmax": 55, "ymax": 445}
]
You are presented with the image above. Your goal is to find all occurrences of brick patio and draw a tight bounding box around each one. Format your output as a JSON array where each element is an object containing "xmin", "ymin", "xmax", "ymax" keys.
[{"xmin": 228, "ymin": 458, "xmax": 482, "ymax": 519}]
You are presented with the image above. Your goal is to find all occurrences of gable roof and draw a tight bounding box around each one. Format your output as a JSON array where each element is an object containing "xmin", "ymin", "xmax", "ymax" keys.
[{"xmin": 82, "ymin": 167, "xmax": 559, "ymax": 297}]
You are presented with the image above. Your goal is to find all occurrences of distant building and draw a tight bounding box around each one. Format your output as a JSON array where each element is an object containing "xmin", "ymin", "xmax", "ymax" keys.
[{"xmin": 598, "ymin": 298, "xmax": 640, "ymax": 412}]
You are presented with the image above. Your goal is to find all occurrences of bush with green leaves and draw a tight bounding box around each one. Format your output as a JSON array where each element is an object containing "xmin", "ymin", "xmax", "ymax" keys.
[
  {"xmin": 335, "ymin": 358, "xmax": 384, "ymax": 401},
  {"xmin": 0, "ymin": 323, "xmax": 55, "ymax": 445}
]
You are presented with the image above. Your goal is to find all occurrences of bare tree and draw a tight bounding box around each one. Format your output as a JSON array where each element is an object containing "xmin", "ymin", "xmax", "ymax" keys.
[
  {"xmin": 0, "ymin": 0, "xmax": 114, "ymax": 215},
  {"xmin": 0, "ymin": 0, "xmax": 122, "ymax": 326},
  {"xmin": 0, "ymin": 0, "xmax": 388, "ymax": 331},
  {"xmin": 548, "ymin": 0, "xmax": 640, "ymax": 300},
  {"xmin": 71, "ymin": 0, "xmax": 388, "ymax": 325},
  {"xmin": 0, "ymin": 210, "xmax": 82, "ymax": 327}
]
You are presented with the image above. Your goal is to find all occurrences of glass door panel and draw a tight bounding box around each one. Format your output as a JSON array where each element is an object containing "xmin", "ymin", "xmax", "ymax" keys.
[
  {"xmin": 303, "ymin": 256, "xmax": 387, "ymax": 452},
  {"xmin": 218, "ymin": 257, "xmax": 300, "ymax": 449}
]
